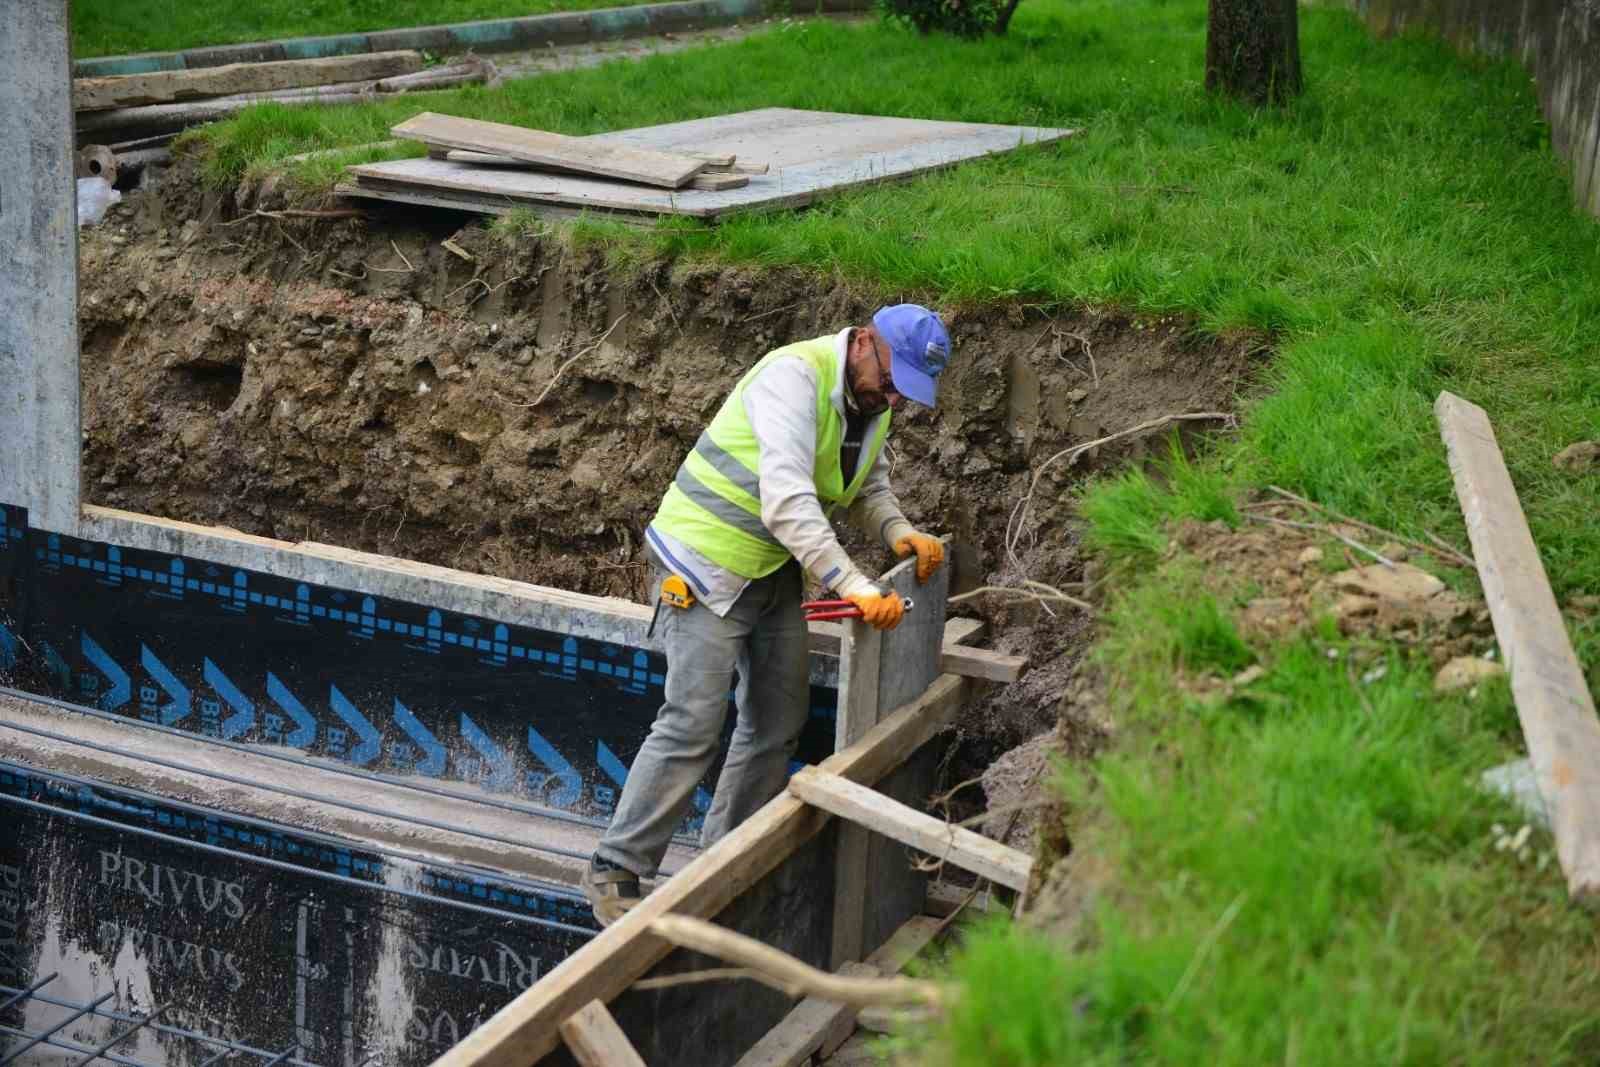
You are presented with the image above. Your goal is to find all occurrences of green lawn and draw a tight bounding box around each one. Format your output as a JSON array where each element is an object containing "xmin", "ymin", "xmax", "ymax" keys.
[
  {"xmin": 74, "ymin": 0, "xmax": 655, "ymax": 58},
  {"xmin": 193, "ymin": 4, "xmax": 1600, "ymax": 1062}
]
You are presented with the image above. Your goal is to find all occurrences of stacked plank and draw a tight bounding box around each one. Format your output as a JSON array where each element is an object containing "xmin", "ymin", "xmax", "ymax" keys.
[
  {"xmin": 379, "ymin": 111, "xmax": 764, "ymax": 192},
  {"xmin": 74, "ymin": 52, "xmax": 499, "ymax": 146}
]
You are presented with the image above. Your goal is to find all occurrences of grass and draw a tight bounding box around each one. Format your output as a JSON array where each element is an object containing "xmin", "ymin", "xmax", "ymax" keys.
[
  {"xmin": 186, "ymin": 3, "xmax": 1600, "ymax": 1061},
  {"xmin": 73, "ymin": 0, "xmax": 656, "ymax": 58}
]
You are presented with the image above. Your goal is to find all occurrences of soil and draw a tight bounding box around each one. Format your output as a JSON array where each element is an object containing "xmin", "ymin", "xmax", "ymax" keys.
[{"xmin": 75, "ymin": 165, "xmax": 1263, "ymax": 843}]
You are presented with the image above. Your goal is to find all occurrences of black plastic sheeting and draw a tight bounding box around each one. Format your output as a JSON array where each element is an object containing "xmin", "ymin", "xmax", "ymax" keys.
[
  {"xmin": 0, "ymin": 761, "xmax": 593, "ymax": 1067},
  {"xmin": 0, "ymin": 503, "xmax": 838, "ymax": 837}
]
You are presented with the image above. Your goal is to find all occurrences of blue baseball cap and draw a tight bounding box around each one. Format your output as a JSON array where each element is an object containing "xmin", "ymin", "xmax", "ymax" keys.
[{"xmin": 872, "ymin": 304, "xmax": 950, "ymax": 408}]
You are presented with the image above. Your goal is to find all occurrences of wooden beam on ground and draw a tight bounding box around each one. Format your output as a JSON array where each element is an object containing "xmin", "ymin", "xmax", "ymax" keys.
[
  {"xmin": 429, "ymin": 672, "xmax": 969, "ymax": 1067},
  {"xmin": 558, "ymin": 1000, "xmax": 646, "ymax": 1067},
  {"xmin": 790, "ymin": 767, "xmax": 1033, "ymax": 891},
  {"xmin": 391, "ymin": 112, "xmax": 705, "ymax": 189},
  {"xmin": 1436, "ymin": 391, "xmax": 1600, "ymax": 903},
  {"xmin": 734, "ymin": 916, "xmax": 946, "ymax": 1067},
  {"xmin": 73, "ymin": 51, "xmax": 422, "ymax": 111}
]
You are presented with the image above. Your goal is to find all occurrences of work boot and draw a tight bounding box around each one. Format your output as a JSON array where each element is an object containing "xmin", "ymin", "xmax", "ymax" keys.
[{"xmin": 581, "ymin": 855, "xmax": 642, "ymax": 927}]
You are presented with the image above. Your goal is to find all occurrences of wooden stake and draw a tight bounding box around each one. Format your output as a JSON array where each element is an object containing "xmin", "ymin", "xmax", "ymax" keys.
[
  {"xmin": 559, "ymin": 1000, "xmax": 647, "ymax": 1067},
  {"xmin": 1436, "ymin": 391, "xmax": 1600, "ymax": 903}
]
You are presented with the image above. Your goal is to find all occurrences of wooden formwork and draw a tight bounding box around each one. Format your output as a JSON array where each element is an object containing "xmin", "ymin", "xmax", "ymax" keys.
[{"xmin": 433, "ymin": 555, "xmax": 1034, "ymax": 1067}]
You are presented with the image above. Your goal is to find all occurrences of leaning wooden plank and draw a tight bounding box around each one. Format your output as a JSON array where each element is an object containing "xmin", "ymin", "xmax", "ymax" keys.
[
  {"xmin": 559, "ymin": 1000, "xmax": 646, "ymax": 1067},
  {"xmin": 429, "ymin": 673, "xmax": 969, "ymax": 1067},
  {"xmin": 1436, "ymin": 391, "xmax": 1600, "ymax": 902},
  {"xmin": 73, "ymin": 51, "xmax": 422, "ymax": 111},
  {"xmin": 736, "ymin": 915, "xmax": 946, "ymax": 1067},
  {"xmin": 790, "ymin": 767, "xmax": 1033, "ymax": 892},
  {"xmin": 391, "ymin": 112, "xmax": 704, "ymax": 189}
]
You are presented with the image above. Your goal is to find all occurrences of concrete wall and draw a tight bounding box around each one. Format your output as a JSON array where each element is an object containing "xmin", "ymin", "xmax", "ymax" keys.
[
  {"xmin": 1352, "ymin": 0, "xmax": 1600, "ymax": 218},
  {"xmin": 0, "ymin": 0, "xmax": 81, "ymax": 535}
]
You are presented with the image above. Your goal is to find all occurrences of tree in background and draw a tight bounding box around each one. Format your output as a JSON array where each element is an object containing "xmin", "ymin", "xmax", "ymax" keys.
[{"xmin": 1206, "ymin": 0, "xmax": 1302, "ymax": 105}]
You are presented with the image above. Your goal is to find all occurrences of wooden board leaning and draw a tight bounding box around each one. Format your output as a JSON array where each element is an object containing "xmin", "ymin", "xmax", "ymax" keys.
[{"xmin": 1435, "ymin": 390, "xmax": 1600, "ymax": 903}]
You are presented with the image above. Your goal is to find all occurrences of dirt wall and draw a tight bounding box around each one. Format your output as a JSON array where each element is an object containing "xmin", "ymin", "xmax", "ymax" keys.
[{"xmin": 77, "ymin": 172, "xmax": 1261, "ymax": 750}]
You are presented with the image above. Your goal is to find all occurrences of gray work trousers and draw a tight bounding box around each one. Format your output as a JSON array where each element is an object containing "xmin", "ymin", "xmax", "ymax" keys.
[{"xmin": 595, "ymin": 562, "xmax": 811, "ymax": 877}]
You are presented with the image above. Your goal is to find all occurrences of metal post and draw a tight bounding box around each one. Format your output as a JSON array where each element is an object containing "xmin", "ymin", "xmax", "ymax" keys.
[
  {"xmin": 0, "ymin": 991, "xmax": 115, "ymax": 1065},
  {"xmin": 0, "ymin": 0, "xmax": 82, "ymax": 534}
]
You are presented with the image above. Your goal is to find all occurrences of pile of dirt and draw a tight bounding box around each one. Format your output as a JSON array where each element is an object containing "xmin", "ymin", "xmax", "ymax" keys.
[{"xmin": 76, "ymin": 166, "xmax": 1263, "ymax": 816}]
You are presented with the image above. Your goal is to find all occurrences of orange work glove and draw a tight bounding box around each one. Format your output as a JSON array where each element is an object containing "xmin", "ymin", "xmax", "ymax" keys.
[
  {"xmin": 893, "ymin": 532, "xmax": 946, "ymax": 583},
  {"xmin": 846, "ymin": 590, "xmax": 906, "ymax": 631}
]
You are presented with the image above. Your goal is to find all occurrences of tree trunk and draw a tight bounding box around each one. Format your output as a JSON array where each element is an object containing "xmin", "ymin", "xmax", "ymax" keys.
[{"xmin": 1205, "ymin": 0, "xmax": 1302, "ymax": 106}]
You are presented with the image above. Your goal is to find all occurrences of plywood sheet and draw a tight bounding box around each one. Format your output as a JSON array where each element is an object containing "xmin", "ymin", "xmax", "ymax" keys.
[
  {"xmin": 391, "ymin": 111, "xmax": 705, "ymax": 188},
  {"xmin": 349, "ymin": 108, "xmax": 1075, "ymax": 220}
]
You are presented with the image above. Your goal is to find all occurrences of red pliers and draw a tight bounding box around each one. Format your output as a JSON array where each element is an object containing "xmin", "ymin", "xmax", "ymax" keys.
[{"xmin": 802, "ymin": 596, "xmax": 915, "ymax": 622}]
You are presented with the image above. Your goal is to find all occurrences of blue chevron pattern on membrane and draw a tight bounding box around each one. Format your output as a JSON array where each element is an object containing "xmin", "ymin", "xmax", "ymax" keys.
[{"xmin": 0, "ymin": 502, "xmax": 840, "ymax": 833}]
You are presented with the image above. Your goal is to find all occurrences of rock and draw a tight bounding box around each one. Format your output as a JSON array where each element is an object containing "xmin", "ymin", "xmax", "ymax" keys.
[
  {"xmin": 1434, "ymin": 656, "xmax": 1506, "ymax": 694},
  {"xmin": 1066, "ymin": 388, "xmax": 1088, "ymax": 403},
  {"xmin": 1297, "ymin": 546, "xmax": 1324, "ymax": 566},
  {"xmin": 1332, "ymin": 562, "xmax": 1445, "ymax": 603},
  {"xmin": 1552, "ymin": 441, "xmax": 1600, "ymax": 472}
]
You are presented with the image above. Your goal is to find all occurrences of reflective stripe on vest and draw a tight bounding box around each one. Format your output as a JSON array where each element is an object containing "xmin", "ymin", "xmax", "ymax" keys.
[{"xmin": 651, "ymin": 335, "xmax": 890, "ymax": 579}]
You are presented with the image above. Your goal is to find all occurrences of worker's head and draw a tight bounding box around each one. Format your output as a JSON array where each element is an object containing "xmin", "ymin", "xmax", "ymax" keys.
[{"xmin": 848, "ymin": 305, "xmax": 950, "ymax": 416}]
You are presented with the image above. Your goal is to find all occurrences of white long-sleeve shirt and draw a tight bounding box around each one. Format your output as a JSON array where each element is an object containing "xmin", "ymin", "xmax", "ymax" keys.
[{"xmin": 646, "ymin": 329, "xmax": 916, "ymax": 617}]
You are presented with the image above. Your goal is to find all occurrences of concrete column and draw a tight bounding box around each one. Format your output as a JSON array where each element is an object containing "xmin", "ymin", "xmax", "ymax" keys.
[{"xmin": 0, "ymin": 0, "xmax": 82, "ymax": 535}]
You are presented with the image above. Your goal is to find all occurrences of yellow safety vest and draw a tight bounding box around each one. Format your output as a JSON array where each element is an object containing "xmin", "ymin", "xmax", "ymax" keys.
[{"xmin": 651, "ymin": 335, "xmax": 890, "ymax": 578}]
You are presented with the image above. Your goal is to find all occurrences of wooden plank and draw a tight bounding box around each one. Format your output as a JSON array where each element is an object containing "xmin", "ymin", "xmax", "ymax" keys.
[
  {"xmin": 347, "ymin": 108, "xmax": 1075, "ymax": 221},
  {"xmin": 790, "ymin": 767, "xmax": 1033, "ymax": 891},
  {"xmin": 858, "ymin": 553, "xmax": 950, "ymax": 964},
  {"xmin": 391, "ymin": 112, "xmax": 704, "ymax": 189},
  {"xmin": 942, "ymin": 645, "xmax": 1025, "ymax": 683},
  {"xmin": 944, "ymin": 617, "xmax": 986, "ymax": 645},
  {"xmin": 1435, "ymin": 391, "xmax": 1600, "ymax": 902},
  {"xmin": 443, "ymin": 149, "xmax": 747, "ymax": 190},
  {"xmin": 830, "ymin": 612, "xmax": 880, "ymax": 970},
  {"xmin": 732, "ymin": 962, "xmax": 875, "ymax": 1067},
  {"xmin": 689, "ymin": 172, "xmax": 749, "ymax": 191},
  {"xmin": 429, "ymin": 673, "xmax": 969, "ymax": 1067},
  {"xmin": 73, "ymin": 51, "xmax": 422, "ymax": 111},
  {"xmin": 807, "ymin": 620, "xmax": 1023, "ymax": 683},
  {"xmin": 559, "ymin": 1000, "xmax": 647, "ymax": 1067},
  {"xmin": 734, "ymin": 915, "xmax": 945, "ymax": 1067}
]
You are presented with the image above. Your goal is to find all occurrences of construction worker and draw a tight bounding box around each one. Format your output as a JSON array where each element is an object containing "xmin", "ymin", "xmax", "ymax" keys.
[{"xmin": 581, "ymin": 304, "xmax": 951, "ymax": 925}]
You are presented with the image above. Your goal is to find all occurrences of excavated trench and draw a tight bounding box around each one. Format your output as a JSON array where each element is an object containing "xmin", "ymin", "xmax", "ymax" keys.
[{"xmin": 77, "ymin": 168, "xmax": 1263, "ymax": 784}]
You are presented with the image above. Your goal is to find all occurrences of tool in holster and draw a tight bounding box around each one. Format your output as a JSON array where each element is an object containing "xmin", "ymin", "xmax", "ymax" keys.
[
  {"xmin": 648, "ymin": 574, "xmax": 697, "ymax": 638},
  {"xmin": 802, "ymin": 594, "xmax": 914, "ymax": 622}
]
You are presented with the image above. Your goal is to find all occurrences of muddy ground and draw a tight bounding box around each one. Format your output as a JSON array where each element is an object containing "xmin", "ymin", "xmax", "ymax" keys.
[{"xmin": 76, "ymin": 167, "xmax": 1264, "ymax": 802}]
